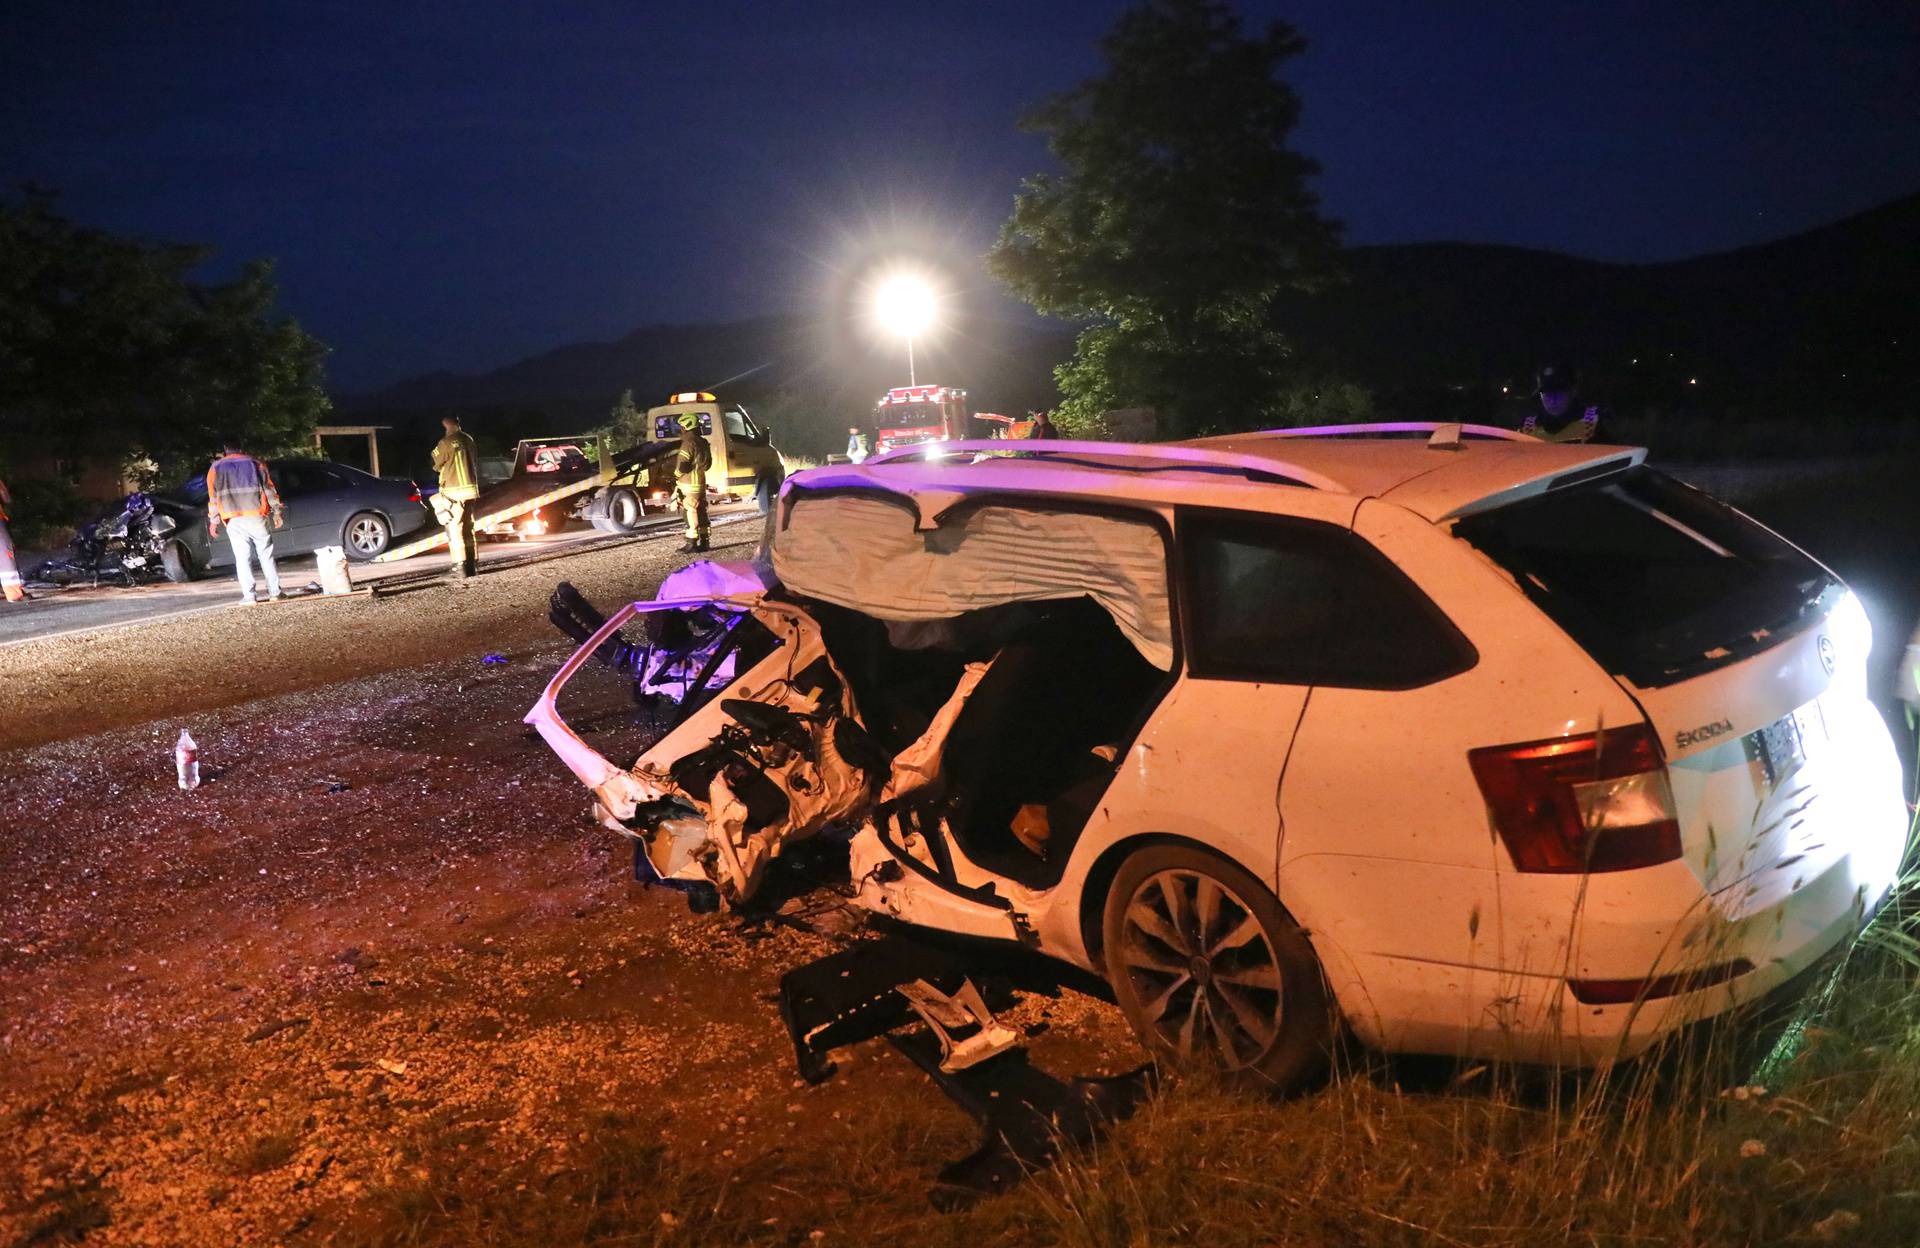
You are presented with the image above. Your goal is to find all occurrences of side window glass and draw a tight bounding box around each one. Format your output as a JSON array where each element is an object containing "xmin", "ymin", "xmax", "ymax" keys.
[
  {"xmin": 274, "ymin": 463, "xmax": 313, "ymax": 496},
  {"xmin": 1179, "ymin": 510, "xmax": 1475, "ymax": 689},
  {"xmin": 722, "ymin": 407, "xmax": 750, "ymax": 441}
]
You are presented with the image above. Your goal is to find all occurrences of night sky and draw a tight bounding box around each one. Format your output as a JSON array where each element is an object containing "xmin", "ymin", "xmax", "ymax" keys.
[{"xmin": 4, "ymin": 1, "xmax": 1916, "ymax": 393}]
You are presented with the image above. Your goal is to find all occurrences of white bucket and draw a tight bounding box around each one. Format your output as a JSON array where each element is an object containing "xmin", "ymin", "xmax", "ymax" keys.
[{"xmin": 315, "ymin": 545, "xmax": 354, "ymax": 595}]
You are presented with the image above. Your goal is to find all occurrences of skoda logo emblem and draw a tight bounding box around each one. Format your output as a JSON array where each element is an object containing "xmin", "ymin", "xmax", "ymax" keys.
[{"xmin": 1817, "ymin": 634, "xmax": 1836, "ymax": 675}]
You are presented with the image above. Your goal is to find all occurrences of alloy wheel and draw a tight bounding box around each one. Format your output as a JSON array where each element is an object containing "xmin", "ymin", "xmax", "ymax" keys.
[
  {"xmin": 348, "ymin": 516, "xmax": 387, "ymax": 554},
  {"xmin": 1117, "ymin": 868, "xmax": 1285, "ymax": 1068}
]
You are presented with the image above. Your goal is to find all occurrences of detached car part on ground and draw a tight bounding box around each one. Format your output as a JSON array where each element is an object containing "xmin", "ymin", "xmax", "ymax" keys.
[{"xmin": 528, "ymin": 425, "xmax": 1909, "ymax": 1088}]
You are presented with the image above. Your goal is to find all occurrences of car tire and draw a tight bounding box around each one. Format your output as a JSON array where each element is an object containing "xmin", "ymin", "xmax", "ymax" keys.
[
  {"xmin": 1102, "ymin": 843, "xmax": 1333, "ymax": 1092},
  {"xmin": 160, "ymin": 540, "xmax": 200, "ymax": 583},
  {"xmin": 343, "ymin": 511, "xmax": 391, "ymax": 560},
  {"xmin": 589, "ymin": 487, "xmax": 643, "ymax": 534}
]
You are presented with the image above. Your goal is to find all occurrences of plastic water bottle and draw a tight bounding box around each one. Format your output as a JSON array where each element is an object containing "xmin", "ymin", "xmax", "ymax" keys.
[{"xmin": 175, "ymin": 730, "xmax": 200, "ymax": 791}]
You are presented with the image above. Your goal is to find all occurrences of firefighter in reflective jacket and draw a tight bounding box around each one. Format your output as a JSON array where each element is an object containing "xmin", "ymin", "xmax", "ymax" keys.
[
  {"xmin": 430, "ymin": 415, "xmax": 480, "ymax": 579},
  {"xmin": 673, "ymin": 412, "xmax": 712, "ymax": 553},
  {"xmin": 0, "ymin": 476, "xmax": 24, "ymax": 602}
]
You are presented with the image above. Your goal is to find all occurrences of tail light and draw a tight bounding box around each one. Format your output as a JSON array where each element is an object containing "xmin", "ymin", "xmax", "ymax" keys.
[
  {"xmin": 408, "ymin": 481, "xmax": 423, "ymax": 503},
  {"xmin": 1469, "ymin": 723, "xmax": 1681, "ymax": 873}
]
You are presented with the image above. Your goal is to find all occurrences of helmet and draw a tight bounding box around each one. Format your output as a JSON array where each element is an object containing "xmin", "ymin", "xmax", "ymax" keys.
[
  {"xmin": 1534, "ymin": 362, "xmax": 1575, "ymax": 394},
  {"xmin": 676, "ymin": 412, "xmax": 700, "ymax": 431}
]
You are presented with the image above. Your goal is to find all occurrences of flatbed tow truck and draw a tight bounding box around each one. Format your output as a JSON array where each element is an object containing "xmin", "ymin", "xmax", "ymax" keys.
[
  {"xmin": 373, "ymin": 390, "xmax": 785, "ymax": 563},
  {"xmin": 373, "ymin": 432, "xmax": 672, "ymax": 564}
]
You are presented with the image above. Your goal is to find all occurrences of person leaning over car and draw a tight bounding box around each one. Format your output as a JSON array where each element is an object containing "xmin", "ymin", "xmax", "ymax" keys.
[
  {"xmin": 1516, "ymin": 362, "xmax": 1603, "ymax": 443},
  {"xmin": 431, "ymin": 415, "xmax": 481, "ymax": 580},
  {"xmin": 0, "ymin": 475, "xmax": 25, "ymax": 603},
  {"xmin": 206, "ymin": 440, "xmax": 285, "ymax": 604}
]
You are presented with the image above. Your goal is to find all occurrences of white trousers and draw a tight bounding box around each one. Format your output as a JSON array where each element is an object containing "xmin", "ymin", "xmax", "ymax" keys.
[{"xmin": 226, "ymin": 515, "xmax": 282, "ymax": 600}]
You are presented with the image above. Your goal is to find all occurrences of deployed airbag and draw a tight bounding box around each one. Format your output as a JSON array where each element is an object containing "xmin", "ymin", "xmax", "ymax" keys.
[{"xmin": 773, "ymin": 494, "xmax": 1173, "ymax": 670}]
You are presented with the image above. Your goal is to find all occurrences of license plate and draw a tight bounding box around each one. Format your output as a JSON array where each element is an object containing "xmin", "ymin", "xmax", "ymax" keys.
[{"xmin": 1744, "ymin": 712, "xmax": 1808, "ymax": 790}]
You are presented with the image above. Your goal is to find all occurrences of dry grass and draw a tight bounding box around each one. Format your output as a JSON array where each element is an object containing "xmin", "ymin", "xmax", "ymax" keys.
[{"xmin": 328, "ymin": 798, "xmax": 1920, "ymax": 1248}]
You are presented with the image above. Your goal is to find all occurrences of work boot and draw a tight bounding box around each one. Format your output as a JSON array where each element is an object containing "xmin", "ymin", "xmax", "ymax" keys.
[
  {"xmin": 695, "ymin": 537, "xmax": 710, "ymax": 552},
  {"xmin": 678, "ymin": 539, "xmax": 698, "ymax": 554}
]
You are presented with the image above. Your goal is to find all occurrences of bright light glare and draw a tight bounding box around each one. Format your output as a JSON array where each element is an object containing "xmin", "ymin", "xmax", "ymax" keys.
[{"xmin": 873, "ymin": 273, "xmax": 935, "ymax": 338}]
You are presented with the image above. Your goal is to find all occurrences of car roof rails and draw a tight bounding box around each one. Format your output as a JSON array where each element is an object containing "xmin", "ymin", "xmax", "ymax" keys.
[
  {"xmin": 862, "ymin": 438, "xmax": 1346, "ymax": 493},
  {"xmin": 1238, "ymin": 421, "xmax": 1535, "ymax": 443}
]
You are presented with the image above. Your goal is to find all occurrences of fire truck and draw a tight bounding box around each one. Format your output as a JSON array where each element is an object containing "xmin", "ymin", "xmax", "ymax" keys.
[{"xmin": 871, "ymin": 384, "xmax": 969, "ymax": 454}]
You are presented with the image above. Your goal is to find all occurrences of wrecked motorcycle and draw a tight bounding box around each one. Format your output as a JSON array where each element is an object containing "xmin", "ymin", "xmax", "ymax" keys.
[{"xmin": 30, "ymin": 492, "xmax": 187, "ymax": 587}]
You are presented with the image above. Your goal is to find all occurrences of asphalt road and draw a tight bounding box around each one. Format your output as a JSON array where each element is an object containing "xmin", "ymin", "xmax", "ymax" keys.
[{"xmin": 0, "ymin": 509, "xmax": 755, "ymax": 648}]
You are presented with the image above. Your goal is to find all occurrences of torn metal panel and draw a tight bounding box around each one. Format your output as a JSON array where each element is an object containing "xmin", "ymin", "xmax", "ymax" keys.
[
  {"xmin": 895, "ymin": 978, "xmax": 1023, "ymax": 1073},
  {"xmin": 623, "ymin": 601, "xmax": 880, "ymax": 905},
  {"xmin": 879, "ymin": 661, "xmax": 989, "ymax": 803}
]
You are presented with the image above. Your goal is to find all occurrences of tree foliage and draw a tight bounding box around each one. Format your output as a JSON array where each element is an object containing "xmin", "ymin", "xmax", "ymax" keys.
[
  {"xmin": 0, "ymin": 189, "xmax": 332, "ymax": 486},
  {"xmin": 989, "ymin": 0, "xmax": 1342, "ymax": 438},
  {"xmin": 603, "ymin": 387, "xmax": 645, "ymax": 446}
]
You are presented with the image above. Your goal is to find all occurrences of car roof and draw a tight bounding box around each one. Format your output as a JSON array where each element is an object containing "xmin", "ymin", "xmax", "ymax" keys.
[{"xmin": 790, "ymin": 426, "xmax": 1646, "ymax": 525}]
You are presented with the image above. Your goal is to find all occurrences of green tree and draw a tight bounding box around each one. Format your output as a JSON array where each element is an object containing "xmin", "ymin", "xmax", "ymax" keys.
[
  {"xmin": 0, "ymin": 188, "xmax": 331, "ymax": 486},
  {"xmin": 604, "ymin": 388, "xmax": 646, "ymax": 447},
  {"xmin": 989, "ymin": 0, "xmax": 1341, "ymax": 438}
]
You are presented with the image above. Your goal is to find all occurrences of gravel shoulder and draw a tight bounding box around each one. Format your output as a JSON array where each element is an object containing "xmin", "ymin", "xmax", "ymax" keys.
[
  {"xmin": 0, "ymin": 523, "xmax": 753, "ymax": 752},
  {"xmin": 0, "ymin": 526, "xmax": 1140, "ymax": 1246}
]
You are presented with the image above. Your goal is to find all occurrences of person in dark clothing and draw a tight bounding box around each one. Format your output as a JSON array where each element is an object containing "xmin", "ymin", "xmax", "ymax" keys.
[
  {"xmin": 1517, "ymin": 362, "xmax": 1603, "ymax": 442},
  {"xmin": 1028, "ymin": 410, "xmax": 1062, "ymax": 440}
]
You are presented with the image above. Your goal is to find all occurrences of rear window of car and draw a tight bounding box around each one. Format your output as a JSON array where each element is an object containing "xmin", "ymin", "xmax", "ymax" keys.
[
  {"xmin": 1452, "ymin": 465, "xmax": 1838, "ymax": 687},
  {"xmin": 1178, "ymin": 510, "xmax": 1476, "ymax": 689}
]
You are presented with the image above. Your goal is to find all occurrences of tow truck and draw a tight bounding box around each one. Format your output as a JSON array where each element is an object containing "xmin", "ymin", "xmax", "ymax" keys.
[
  {"xmin": 372, "ymin": 390, "xmax": 785, "ymax": 563},
  {"xmin": 637, "ymin": 391, "xmax": 786, "ymax": 512},
  {"xmin": 372, "ymin": 431, "xmax": 671, "ymax": 563}
]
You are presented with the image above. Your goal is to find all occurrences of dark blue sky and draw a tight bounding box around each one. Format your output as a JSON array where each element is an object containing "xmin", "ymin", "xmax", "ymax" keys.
[{"xmin": 4, "ymin": 1, "xmax": 1917, "ymax": 391}]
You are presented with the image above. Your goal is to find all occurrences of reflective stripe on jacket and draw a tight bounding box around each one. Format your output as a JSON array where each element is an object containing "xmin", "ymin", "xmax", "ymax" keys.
[
  {"xmin": 206, "ymin": 455, "xmax": 283, "ymax": 520},
  {"xmin": 432, "ymin": 431, "xmax": 480, "ymax": 501},
  {"xmin": 674, "ymin": 433, "xmax": 712, "ymax": 488}
]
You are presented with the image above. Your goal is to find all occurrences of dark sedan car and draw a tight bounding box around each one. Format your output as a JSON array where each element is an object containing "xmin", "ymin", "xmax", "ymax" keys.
[{"xmin": 156, "ymin": 459, "xmax": 433, "ymax": 580}]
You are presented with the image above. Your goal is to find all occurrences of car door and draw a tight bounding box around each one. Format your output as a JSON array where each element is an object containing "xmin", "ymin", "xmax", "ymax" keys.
[
  {"xmin": 718, "ymin": 406, "xmax": 764, "ymax": 495},
  {"xmin": 265, "ymin": 461, "xmax": 329, "ymax": 555},
  {"xmin": 1065, "ymin": 496, "xmax": 1360, "ymax": 925}
]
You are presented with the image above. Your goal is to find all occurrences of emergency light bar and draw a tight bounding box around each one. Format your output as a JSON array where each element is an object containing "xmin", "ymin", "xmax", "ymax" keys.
[
  {"xmin": 880, "ymin": 385, "xmax": 964, "ymax": 404},
  {"xmin": 668, "ymin": 391, "xmax": 717, "ymax": 404}
]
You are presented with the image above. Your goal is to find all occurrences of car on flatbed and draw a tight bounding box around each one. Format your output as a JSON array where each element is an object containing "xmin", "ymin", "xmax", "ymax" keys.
[{"xmin": 527, "ymin": 423, "xmax": 1908, "ymax": 1086}]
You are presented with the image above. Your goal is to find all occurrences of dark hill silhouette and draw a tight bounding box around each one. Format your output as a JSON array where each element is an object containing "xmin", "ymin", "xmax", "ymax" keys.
[
  {"xmin": 345, "ymin": 190, "xmax": 1918, "ymax": 460},
  {"xmin": 1289, "ymin": 191, "xmax": 1919, "ymax": 417}
]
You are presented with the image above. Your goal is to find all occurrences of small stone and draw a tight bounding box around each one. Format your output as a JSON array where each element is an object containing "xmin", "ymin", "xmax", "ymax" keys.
[
  {"xmin": 376, "ymin": 1058, "xmax": 407, "ymax": 1076},
  {"xmin": 659, "ymin": 1211, "xmax": 679, "ymax": 1228},
  {"xmin": 1739, "ymin": 1138, "xmax": 1767, "ymax": 1158},
  {"xmin": 1811, "ymin": 1210, "xmax": 1861, "ymax": 1241}
]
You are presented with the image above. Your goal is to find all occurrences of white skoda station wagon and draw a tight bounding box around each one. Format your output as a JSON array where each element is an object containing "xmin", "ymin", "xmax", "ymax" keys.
[{"xmin": 528, "ymin": 424, "xmax": 1907, "ymax": 1087}]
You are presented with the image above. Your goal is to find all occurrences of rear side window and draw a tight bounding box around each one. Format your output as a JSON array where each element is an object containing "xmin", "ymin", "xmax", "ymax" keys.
[
  {"xmin": 1452, "ymin": 465, "xmax": 1837, "ymax": 687},
  {"xmin": 1178, "ymin": 510, "xmax": 1476, "ymax": 689}
]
